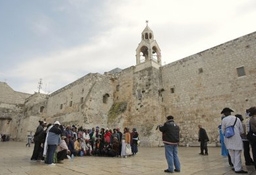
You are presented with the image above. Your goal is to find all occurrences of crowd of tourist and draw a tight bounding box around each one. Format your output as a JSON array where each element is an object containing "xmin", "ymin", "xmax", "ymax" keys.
[
  {"xmin": 218, "ymin": 106, "xmax": 256, "ymax": 174},
  {"xmin": 30, "ymin": 121, "xmax": 139, "ymax": 165}
]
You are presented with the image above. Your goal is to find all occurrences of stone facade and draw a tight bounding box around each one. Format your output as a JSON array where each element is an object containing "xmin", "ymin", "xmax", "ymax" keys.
[
  {"xmin": 160, "ymin": 33, "xmax": 256, "ymax": 144},
  {"xmin": 0, "ymin": 82, "xmax": 30, "ymax": 140},
  {"xmin": 1, "ymin": 24, "xmax": 256, "ymax": 146}
]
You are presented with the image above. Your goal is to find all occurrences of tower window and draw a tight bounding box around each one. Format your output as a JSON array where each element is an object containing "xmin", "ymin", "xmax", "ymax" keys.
[
  {"xmin": 145, "ymin": 33, "xmax": 148, "ymax": 39},
  {"xmin": 60, "ymin": 104, "xmax": 63, "ymax": 110},
  {"xmin": 237, "ymin": 66, "xmax": 246, "ymax": 77},
  {"xmin": 70, "ymin": 101, "xmax": 73, "ymax": 107},
  {"xmin": 80, "ymin": 97, "xmax": 84, "ymax": 103}
]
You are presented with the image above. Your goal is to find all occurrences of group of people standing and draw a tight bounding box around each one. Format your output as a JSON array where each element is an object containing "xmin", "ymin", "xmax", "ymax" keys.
[
  {"xmin": 220, "ymin": 107, "xmax": 256, "ymax": 174},
  {"xmin": 31, "ymin": 121, "xmax": 62, "ymax": 165},
  {"xmin": 157, "ymin": 106, "xmax": 256, "ymax": 174},
  {"xmin": 30, "ymin": 121, "xmax": 140, "ymax": 165}
]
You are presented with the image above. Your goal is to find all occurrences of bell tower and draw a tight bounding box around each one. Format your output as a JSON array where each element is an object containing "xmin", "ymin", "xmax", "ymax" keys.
[{"xmin": 135, "ymin": 21, "xmax": 162, "ymax": 72}]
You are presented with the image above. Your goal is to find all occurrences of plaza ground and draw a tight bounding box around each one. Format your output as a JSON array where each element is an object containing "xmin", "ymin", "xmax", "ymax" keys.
[{"xmin": 0, "ymin": 141, "xmax": 255, "ymax": 175}]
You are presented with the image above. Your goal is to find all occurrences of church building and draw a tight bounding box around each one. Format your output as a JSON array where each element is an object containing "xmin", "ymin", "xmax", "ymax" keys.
[{"xmin": 0, "ymin": 23, "xmax": 256, "ymax": 146}]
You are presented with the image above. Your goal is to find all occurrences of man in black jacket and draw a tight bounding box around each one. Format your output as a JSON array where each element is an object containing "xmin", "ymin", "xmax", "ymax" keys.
[
  {"xmin": 158, "ymin": 115, "xmax": 181, "ymax": 173},
  {"xmin": 31, "ymin": 121, "xmax": 46, "ymax": 161},
  {"xmin": 198, "ymin": 125, "xmax": 209, "ymax": 155}
]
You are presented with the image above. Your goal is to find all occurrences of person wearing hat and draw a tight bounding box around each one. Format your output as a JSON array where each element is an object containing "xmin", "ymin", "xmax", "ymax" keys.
[
  {"xmin": 198, "ymin": 124, "xmax": 209, "ymax": 155},
  {"xmin": 45, "ymin": 121, "xmax": 62, "ymax": 165},
  {"xmin": 221, "ymin": 108, "xmax": 248, "ymax": 174},
  {"xmin": 158, "ymin": 115, "xmax": 181, "ymax": 173}
]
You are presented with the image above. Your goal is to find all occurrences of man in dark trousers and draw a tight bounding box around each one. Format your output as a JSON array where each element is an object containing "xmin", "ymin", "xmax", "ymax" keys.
[
  {"xmin": 31, "ymin": 120, "xmax": 46, "ymax": 161},
  {"xmin": 158, "ymin": 115, "xmax": 181, "ymax": 173},
  {"xmin": 198, "ymin": 124, "xmax": 209, "ymax": 155}
]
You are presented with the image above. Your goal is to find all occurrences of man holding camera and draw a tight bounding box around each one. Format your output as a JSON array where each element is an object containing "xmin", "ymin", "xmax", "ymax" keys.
[{"xmin": 157, "ymin": 115, "xmax": 181, "ymax": 173}]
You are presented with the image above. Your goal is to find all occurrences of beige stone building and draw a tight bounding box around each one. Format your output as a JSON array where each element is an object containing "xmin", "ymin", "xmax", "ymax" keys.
[{"xmin": 1, "ymin": 24, "xmax": 256, "ymax": 146}]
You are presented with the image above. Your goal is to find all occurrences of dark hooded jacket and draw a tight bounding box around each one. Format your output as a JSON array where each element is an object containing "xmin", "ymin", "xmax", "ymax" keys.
[{"xmin": 159, "ymin": 119, "xmax": 180, "ymax": 145}]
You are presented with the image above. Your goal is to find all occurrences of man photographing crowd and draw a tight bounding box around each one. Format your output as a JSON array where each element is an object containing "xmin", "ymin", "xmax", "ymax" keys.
[{"xmin": 157, "ymin": 115, "xmax": 181, "ymax": 173}]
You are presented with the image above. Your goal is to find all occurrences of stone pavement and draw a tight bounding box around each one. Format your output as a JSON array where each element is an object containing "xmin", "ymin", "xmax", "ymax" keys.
[{"xmin": 0, "ymin": 142, "xmax": 256, "ymax": 175}]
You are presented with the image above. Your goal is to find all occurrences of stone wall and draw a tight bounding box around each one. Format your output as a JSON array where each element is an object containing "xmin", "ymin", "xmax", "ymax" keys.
[
  {"xmin": 160, "ymin": 31, "xmax": 256, "ymax": 145},
  {"xmin": 0, "ymin": 82, "xmax": 30, "ymax": 104},
  {"xmin": 45, "ymin": 73, "xmax": 114, "ymax": 128},
  {"xmin": 0, "ymin": 82, "xmax": 30, "ymax": 140}
]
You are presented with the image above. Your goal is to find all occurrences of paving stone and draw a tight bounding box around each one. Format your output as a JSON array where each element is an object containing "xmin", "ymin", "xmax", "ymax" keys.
[{"xmin": 0, "ymin": 142, "xmax": 255, "ymax": 175}]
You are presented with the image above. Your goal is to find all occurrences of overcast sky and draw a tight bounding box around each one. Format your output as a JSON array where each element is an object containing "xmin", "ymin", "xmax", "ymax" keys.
[{"xmin": 1, "ymin": 0, "xmax": 256, "ymax": 94}]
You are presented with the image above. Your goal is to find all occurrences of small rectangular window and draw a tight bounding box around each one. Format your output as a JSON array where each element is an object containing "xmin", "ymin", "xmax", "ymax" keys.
[
  {"xmin": 170, "ymin": 87, "xmax": 175, "ymax": 93},
  {"xmin": 198, "ymin": 68, "xmax": 203, "ymax": 74},
  {"xmin": 70, "ymin": 101, "xmax": 73, "ymax": 107},
  {"xmin": 60, "ymin": 104, "xmax": 63, "ymax": 109},
  {"xmin": 237, "ymin": 66, "xmax": 246, "ymax": 77},
  {"xmin": 80, "ymin": 97, "xmax": 84, "ymax": 103}
]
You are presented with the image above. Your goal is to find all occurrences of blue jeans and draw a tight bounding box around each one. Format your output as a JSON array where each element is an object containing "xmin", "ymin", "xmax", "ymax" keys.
[
  {"xmin": 46, "ymin": 145, "xmax": 57, "ymax": 164},
  {"xmin": 165, "ymin": 144, "xmax": 180, "ymax": 172}
]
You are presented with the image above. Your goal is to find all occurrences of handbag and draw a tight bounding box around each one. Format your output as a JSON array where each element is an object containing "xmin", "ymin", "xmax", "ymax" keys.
[
  {"xmin": 137, "ymin": 138, "xmax": 141, "ymax": 145},
  {"xmin": 125, "ymin": 144, "xmax": 132, "ymax": 155},
  {"xmin": 224, "ymin": 117, "xmax": 237, "ymax": 138}
]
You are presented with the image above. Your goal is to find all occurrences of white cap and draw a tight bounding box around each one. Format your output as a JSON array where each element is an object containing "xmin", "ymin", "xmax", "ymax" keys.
[{"xmin": 54, "ymin": 121, "xmax": 61, "ymax": 125}]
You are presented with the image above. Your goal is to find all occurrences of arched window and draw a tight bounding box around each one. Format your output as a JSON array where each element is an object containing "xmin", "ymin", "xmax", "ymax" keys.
[
  {"xmin": 103, "ymin": 93, "xmax": 110, "ymax": 104},
  {"xmin": 149, "ymin": 33, "xmax": 152, "ymax": 39},
  {"xmin": 140, "ymin": 46, "xmax": 148, "ymax": 63},
  {"xmin": 152, "ymin": 46, "xmax": 158, "ymax": 62},
  {"xmin": 145, "ymin": 33, "xmax": 148, "ymax": 39}
]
